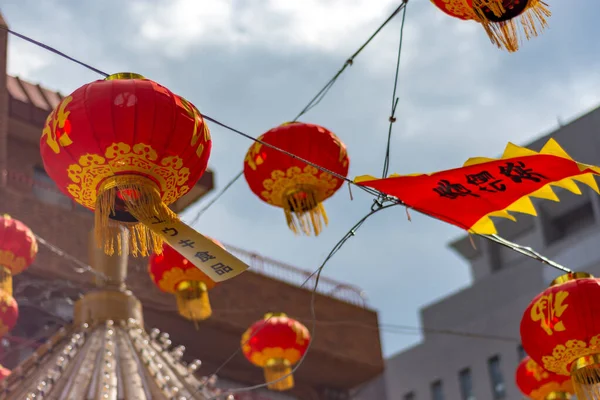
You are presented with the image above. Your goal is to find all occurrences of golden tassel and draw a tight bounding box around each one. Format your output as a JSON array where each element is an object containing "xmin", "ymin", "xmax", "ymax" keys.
[
  {"xmin": 571, "ymin": 355, "xmax": 600, "ymax": 399},
  {"xmin": 174, "ymin": 281, "xmax": 212, "ymax": 321},
  {"xmin": 263, "ymin": 358, "xmax": 294, "ymax": 391},
  {"xmin": 283, "ymin": 188, "xmax": 329, "ymax": 236},
  {"xmin": 95, "ymin": 175, "xmax": 178, "ymax": 257},
  {"xmin": 477, "ymin": 0, "xmax": 550, "ymax": 52},
  {"xmin": 0, "ymin": 267, "xmax": 12, "ymax": 296}
]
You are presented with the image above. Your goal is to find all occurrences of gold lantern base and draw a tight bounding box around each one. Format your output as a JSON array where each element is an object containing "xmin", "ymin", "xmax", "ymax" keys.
[
  {"xmin": 95, "ymin": 175, "xmax": 178, "ymax": 257},
  {"xmin": 571, "ymin": 354, "xmax": 600, "ymax": 399},
  {"xmin": 263, "ymin": 358, "xmax": 294, "ymax": 391},
  {"xmin": 477, "ymin": 0, "xmax": 551, "ymax": 52},
  {"xmin": 546, "ymin": 392, "xmax": 571, "ymax": 400},
  {"xmin": 0, "ymin": 267, "xmax": 12, "ymax": 296},
  {"xmin": 175, "ymin": 281, "xmax": 212, "ymax": 321},
  {"xmin": 283, "ymin": 187, "xmax": 328, "ymax": 236}
]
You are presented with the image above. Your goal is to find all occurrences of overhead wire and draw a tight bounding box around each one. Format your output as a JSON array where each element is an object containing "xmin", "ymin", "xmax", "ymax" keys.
[
  {"xmin": 203, "ymin": 202, "xmax": 400, "ymax": 400},
  {"xmin": 2, "ymin": 7, "xmax": 531, "ymax": 397},
  {"xmin": 381, "ymin": 1, "xmax": 408, "ymax": 179},
  {"xmin": 1, "ymin": 10, "xmax": 570, "ymax": 397},
  {"xmin": 186, "ymin": 1, "xmax": 408, "ymax": 225}
]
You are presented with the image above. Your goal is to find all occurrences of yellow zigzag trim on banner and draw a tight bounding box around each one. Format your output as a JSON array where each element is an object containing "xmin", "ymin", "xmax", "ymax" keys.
[{"xmin": 355, "ymin": 139, "xmax": 600, "ymax": 235}]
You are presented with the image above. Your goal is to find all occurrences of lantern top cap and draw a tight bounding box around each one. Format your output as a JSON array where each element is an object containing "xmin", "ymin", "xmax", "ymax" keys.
[
  {"xmin": 264, "ymin": 312, "xmax": 287, "ymax": 319},
  {"xmin": 550, "ymin": 272, "xmax": 593, "ymax": 287},
  {"xmin": 105, "ymin": 72, "xmax": 146, "ymax": 81}
]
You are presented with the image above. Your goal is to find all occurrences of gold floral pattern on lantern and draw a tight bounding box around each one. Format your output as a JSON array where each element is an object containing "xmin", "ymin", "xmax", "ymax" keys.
[
  {"xmin": 261, "ymin": 166, "xmax": 339, "ymax": 208},
  {"xmin": 0, "ymin": 251, "xmax": 27, "ymax": 275},
  {"xmin": 179, "ymin": 97, "xmax": 211, "ymax": 158},
  {"xmin": 66, "ymin": 142, "xmax": 191, "ymax": 209},
  {"xmin": 41, "ymin": 96, "xmax": 73, "ymax": 154},
  {"xmin": 530, "ymin": 381, "xmax": 574, "ymax": 400},
  {"xmin": 541, "ymin": 334, "xmax": 600, "ymax": 375},
  {"xmin": 436, "ymin": 0, "xmax": 479, "ymax": 19}
]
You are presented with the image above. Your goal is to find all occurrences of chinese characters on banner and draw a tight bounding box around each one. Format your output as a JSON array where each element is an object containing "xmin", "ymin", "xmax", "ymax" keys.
[
  {"xmin": 144, "ymin": 216, "xmax": 249, "ymax": 283},
  {"xmin": 432, "ymin": 161, "xmax": 547, "ymax": 200},
  {"xmin": 354, "ymin": 139, "xmax": 600, "ymax": 235}
]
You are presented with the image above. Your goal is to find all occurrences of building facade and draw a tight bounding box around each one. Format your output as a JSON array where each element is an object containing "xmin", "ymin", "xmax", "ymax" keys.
[
  {"xmin": 373, "ymin": 105, "xmax": 600, "ymax": 400},
  {"xmin": 0, "ymin": 13, "xmax": 384, "ymax": 400}
]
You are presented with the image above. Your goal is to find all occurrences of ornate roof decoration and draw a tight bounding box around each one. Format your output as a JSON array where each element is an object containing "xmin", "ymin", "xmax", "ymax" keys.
[
  {"xmin": 0, "ymin": 229, "xmax": 234, "ymax": 400},
  {"xmin": 0, "ymin": 319, "xmax": 231, "ymax": 399}
]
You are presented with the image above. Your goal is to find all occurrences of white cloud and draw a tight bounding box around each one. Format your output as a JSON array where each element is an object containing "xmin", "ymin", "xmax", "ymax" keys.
[
  {"xmin": 6, "ymin": 40, "xmax": 51, "ymax": 79},
  {"xmin": 128, "ymin": 0, "xmax": 399, "ymax": 57}
]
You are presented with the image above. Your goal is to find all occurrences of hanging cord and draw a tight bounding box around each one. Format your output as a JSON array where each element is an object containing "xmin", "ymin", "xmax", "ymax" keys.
[
  {"xmin": 2, "ymin": 27, "xmax": 385, "ymax": 204},
  {"xmin": 481, "ymin": 233, "xmax": 573, "ymax": 274},
  {"xmin": 1, "ymin": 27, "xmax": 109, "ymax": 78},
  {"xmin": 381, "ymin": 1, "xmax": 408, "ymax": 179},
  {"xmin": 187, "ymin": 171, "xmax": 243, "ymax": 226},
  {"xmin": 3, "ymin": 25, "xmax": 573, "ymax": 277},
  {"xmin": 292, "ymin": 1, "xmax": 408, "ymax": 122},
  {"xmin": 34, "ymin": 234, "xmax": 108, "ymax": 280},
  {"xmin": 200, "ymin": 202, "xmax": 399, "ymax": 400},
  {"xmin": 188, "ymin": 2, "xmax": 408, "ymax": 225},
  {"xmin": 201, "ymin": 115, "xmax": 381, "ymax": 198}
]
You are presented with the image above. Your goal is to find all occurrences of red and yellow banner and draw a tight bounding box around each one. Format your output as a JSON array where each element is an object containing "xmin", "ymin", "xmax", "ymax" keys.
[{"xmin": 355, "ymin": 139, "xmax": 600, "ymax": 234}]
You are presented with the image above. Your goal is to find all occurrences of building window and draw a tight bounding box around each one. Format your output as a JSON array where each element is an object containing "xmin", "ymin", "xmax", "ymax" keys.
[
  {"xmin": 431, "ymin": 380, "xmax": 444, "ymax": 400},
  {"xmin": 544, "ymin": 201, "xmax": 595, "ymax": 244},
  {"xmin": 32, "ymin": 165, "xmax": 91, "ymax": 214},
  {"xmin": 459, "ymin": 368, "xmax": 475, "ymax": 400},
  {"xmin": 517, "ymin": 344, "xmax": 527, "ymax": 360},
  {"xmin": 488, "ymin": 355, "xmax": 506, "ymax": 399},
  {"xmin": 32, "ymin": 165, "xmax": 74, "ymax": 209},
  {"xmin": 404, "ymin": 392, "xmax": 415, "ymax": 400}
]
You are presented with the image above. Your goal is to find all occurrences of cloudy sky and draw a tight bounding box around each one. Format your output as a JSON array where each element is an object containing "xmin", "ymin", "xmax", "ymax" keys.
[{"xmin": 3, "ymin": 0, "xmax": 600, "ymax": 358}]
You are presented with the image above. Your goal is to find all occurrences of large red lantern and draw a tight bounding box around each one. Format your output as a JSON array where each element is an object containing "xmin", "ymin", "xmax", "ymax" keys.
[
  {"xmin": 430, "ymin": 0, "xmax": 550, "ymax": 52},
  {"xmin": 516, "ymin": 356, "xmax": 574, "ymax": 399},
  {"xmin": 520, "ymin": 272, "xmax": 600, "ymax": 399},
  {"xmin": 148, "ymin": 237, "xmax": 225, "ymax": 321},
  {"xmin": 0, "ymin": 290, "xmax": 18, "ymax": 337},
  {"xmin": 243, "ymin": 122, "xmax": 349, "ymax": 236},
  {"xmin": 40, "ymin": 73, "xmax": 212, "ymax": 257},
  {"xmin": 241, "ymin": 312, "xmax": 310, "ymax": 391},
  {"xmin": 0, "ymin": 215, "xmax": 38, "ymax": 295}
]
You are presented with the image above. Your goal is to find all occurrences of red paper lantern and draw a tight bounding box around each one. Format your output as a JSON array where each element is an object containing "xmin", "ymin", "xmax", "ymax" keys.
[
  {"xmin": 0, "ymin": 290, "xmax": 18, "ymax": 337},
  {"xmin": 241, "ymin": 312, "xmax": 310, "ymax": 391},
  {"xmin": 520, "ymin": 272, "xmax": 600, "ymax": 399},
  {"xmin": 149, "ymin": 237, "xmax": 225, "ymax": 321},
  {"xmin": 243, "ymin": 122, "xmax": 349, "ymax": 236},
  {"xmin": 516, "ymin": 356, "xmax": 574, "ymax": 399},
  {"xmin": 0, "ymin": 215, "xmax": 38, "ymax": 295},
  {"xmin": 430, "ymin": 0, "xmax": 550, "ymax": 52},
  {"xmin": 40, "ymin": 73, "xmax": 212, "ymax": 257}
]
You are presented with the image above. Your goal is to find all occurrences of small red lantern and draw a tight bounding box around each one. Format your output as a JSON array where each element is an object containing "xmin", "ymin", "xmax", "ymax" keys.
[
  {"xmin": 0, "ymin": 215, "xmax": 38, "ymax": 295},
  {"xmin": 148, "ymin": 237, "xmax": 225, "ymax": 321},
  {"xmin": 241, "ymin": 312, "xmax": 310, "ymax": 391},
  {"xmin": 516, "ymin": 356, "xmax": 574, "ymax": 399},
  {"xmin": 520, "ymin": 272, "xmax": 600, "ymax": 399},
  {"xmin": 243, "ymin": 122, "xmax": 349, "ymax": 236},
  {"xmin": 40, "ymin": 73, "xmax": 212, "ymax": 257},
  {"xmin": 430, "ymin": 0, "xmax": 550, "ymax": 52},
  {"xmin": 0, "ymin": 290, "xmax": 18, "ymax": 337}
]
